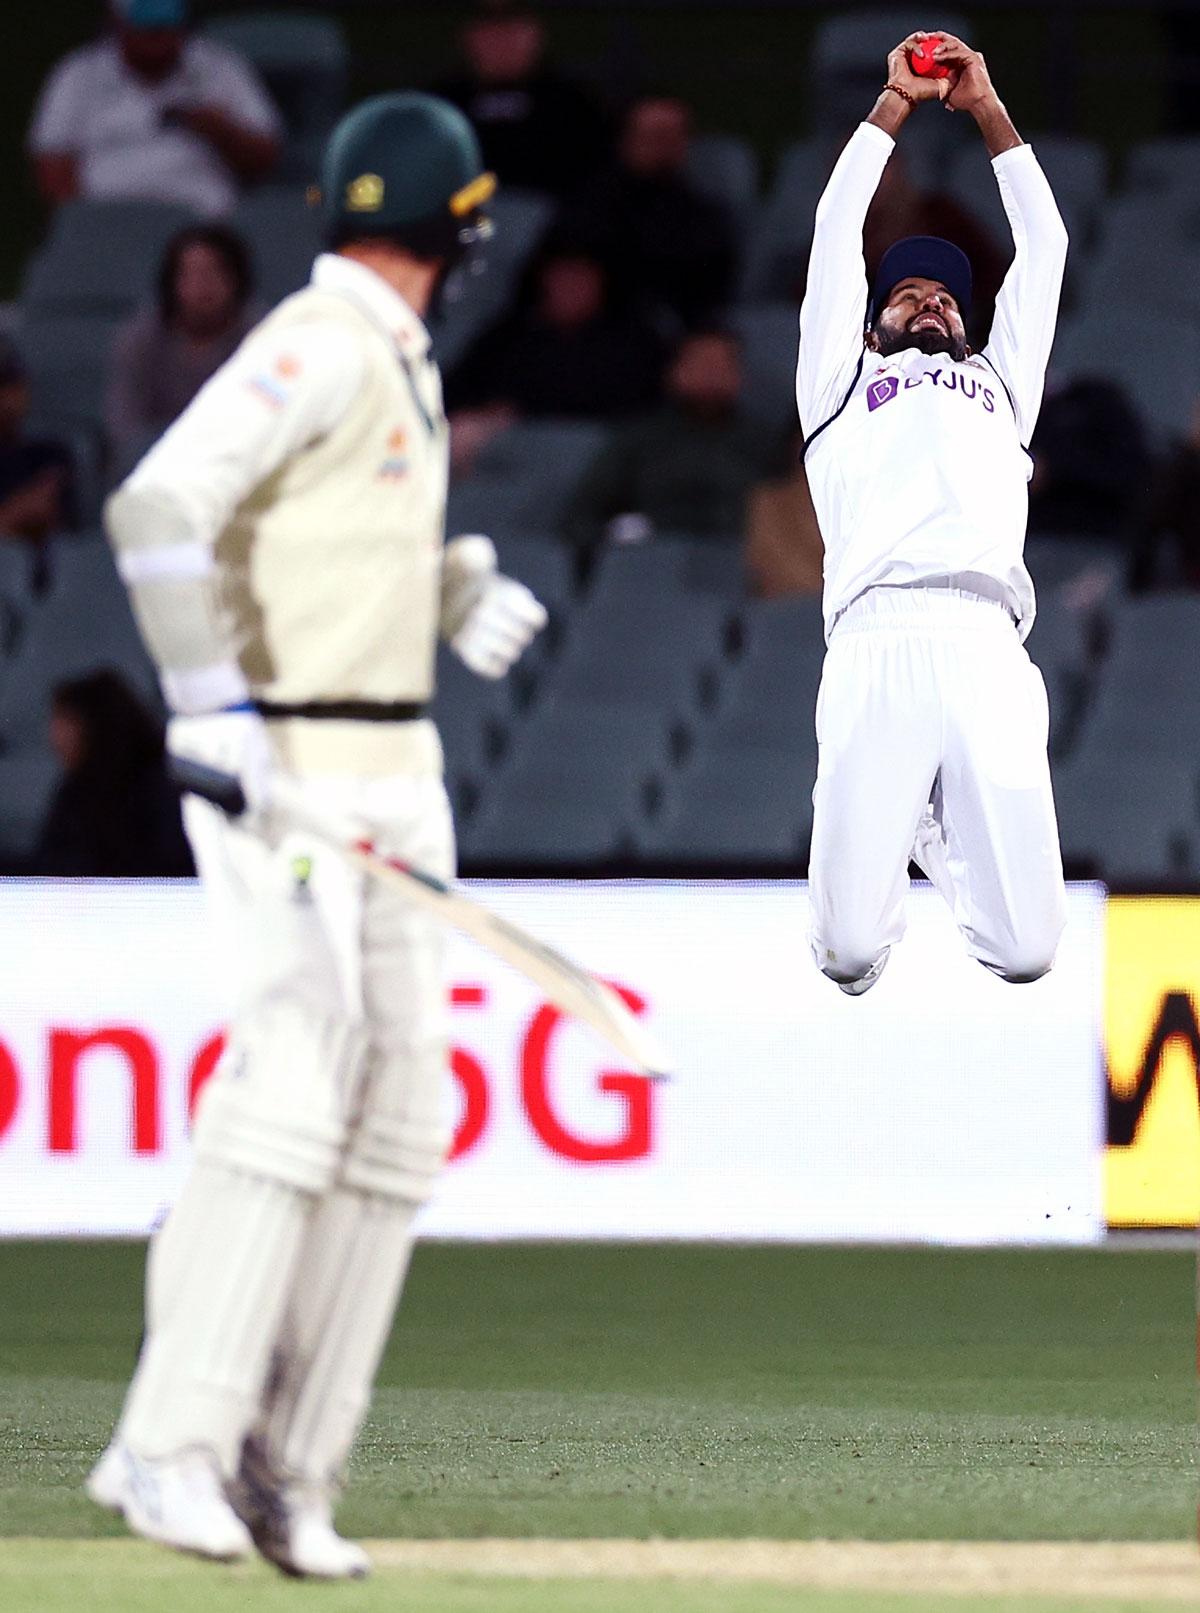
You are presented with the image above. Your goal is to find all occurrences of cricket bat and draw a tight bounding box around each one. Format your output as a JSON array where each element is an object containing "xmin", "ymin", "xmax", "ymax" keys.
[{"xmin": 170, "ymin": 757, "xmax": 672, "ymax": 1082}]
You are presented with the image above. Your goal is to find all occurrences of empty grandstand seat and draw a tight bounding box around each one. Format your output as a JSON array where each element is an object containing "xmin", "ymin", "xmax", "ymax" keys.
[
  {"xmin": 446, "ymin": 420, "xmax": 610, "ymax": 539},
  {"xmin": 0, "ymin": 535, "xmax": 158, "ymax": 752},
  {"xmin": 1071, "ymin": 195, "xmax": 1200, "ymax": 320},
  {"xmin": 544, "ymin": 627, "xmax": 718, "ymax": 720},
  {"xmin": 432, "ymin": 642, "xmax": 517, "ymax": 791},
  {"xmin": 1053, "ymin": 758, "xmax": 1196, "ymax": 882},
  {"xmin": 1024, "ymin": 536, "xmax": 1125, "ymax": 595},
  {"xmin": 730, "ymin": 304, "xmax": 800, "ymax": 429},
  {"xmin": 1050, "ymin": 304, "xmax": 1200, "ymax": 447},
  {"xmin": 1069, "ymin": 594, "xmax": 1200, "ymax": 752},
  {"xmin": 231, "ymin": 186, "xmax": 323, "ymax": 305},
  {"xmin": 587, "ymin": 536, "xmax": 744, "ymax": 610},
  {"xmin": 1123, "ymin": 136, "xmax": 1200, "ymax": 199},
  {"xmin": 458, "ymin": 709, "xmax": 661, "ymax": 862},
  {"xmin": 0, "ymin": 744, "xmax": 62, "ymax": 863},
  {"xmin": 21, "ymin": 315, "xmax": 123, "ymax": 433},
  {"xmin": 686, "ymin": 134, "xmax": 760, "ymax": 230},
  {"xmin": 741, "ymin": 137, "xmax": 826, "ymax": 301},
  {"xmin": 637, "ymin": 739, "xmax": 814, "ymax": 861},
  {"xmin": 20, "ymin": 200, "xmax": 200, "ymax": 318},
  {"xmin": 947, "ymin": 135, "xmax": 1107, "ymax": 261},
  {"xmin": 203, "ymin": 11, "xmax": 348, "ymax": 178}
]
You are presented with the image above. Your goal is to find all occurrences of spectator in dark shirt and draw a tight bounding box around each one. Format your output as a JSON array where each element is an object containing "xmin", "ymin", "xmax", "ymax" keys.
[
  {"xmin": 563, "ymin": 94, "xmax": 737, "ymax": 332},
  {"xmin": 34, "ymin": 668, "xmax": 193, "ymax": 877},
  {"xmin": 435, "ymin": 0, "xmax": 608, "ymax": 198},
  {"xmin": 1129, "ymin": 398, "xmax": 1200, "ymax": 592},
  {"xmin": 447, "ymin": 244, "xmax": 666, "ymax": 474},
  {"xmin": 1030, "ymin": 376, "xmax": 1150, "ymax": 542},
  {"xmin": 563, "ymin": 328, "xmax": 793, "ymax": 562},
  {"xmin": 0, "ymin": 336, "xmax": 74, "ymax": 594},
  {"xmin": 107, "ymin": 223, "xmax": 259, "ymax": 476}
]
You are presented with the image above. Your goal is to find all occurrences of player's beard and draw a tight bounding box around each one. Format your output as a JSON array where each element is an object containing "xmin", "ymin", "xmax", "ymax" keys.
[{"xmin": 873, "ymin": 319, "xmax": 968, "ymax": 364}]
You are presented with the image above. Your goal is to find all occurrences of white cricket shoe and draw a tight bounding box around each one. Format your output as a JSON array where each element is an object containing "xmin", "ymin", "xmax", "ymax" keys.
[
  {"xmin": 85, "ymin": 1442, "xmax": 253, "ymax": 1562},
  {"xmin": 231, "ymin": 1442, "xmax": 369, "ymax": 1579}
]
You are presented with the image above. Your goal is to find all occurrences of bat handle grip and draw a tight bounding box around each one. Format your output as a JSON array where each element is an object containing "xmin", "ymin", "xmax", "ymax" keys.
[{"xmin": 168, "ymin": 756, "xmax": 249, "ymax": 818}]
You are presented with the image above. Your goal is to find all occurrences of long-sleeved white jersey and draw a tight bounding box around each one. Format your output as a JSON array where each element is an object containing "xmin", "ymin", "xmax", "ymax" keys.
[
  {"xmin": 796, "ymin": 122, "xmax": 1068, "ymax": 641},
  {"xmin": 108, "ymin": 253, "xmax": 449, "ymax": 730}
]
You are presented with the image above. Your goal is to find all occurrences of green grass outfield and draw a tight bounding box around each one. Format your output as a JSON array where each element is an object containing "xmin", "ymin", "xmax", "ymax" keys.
[{"xmin": 0, "ymin": 1240, "xmax": 1193, "ymax": 1546}]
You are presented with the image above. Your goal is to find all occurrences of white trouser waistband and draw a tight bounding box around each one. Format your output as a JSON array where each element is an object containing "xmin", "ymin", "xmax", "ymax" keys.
[
  {"xmin": 265, "ymin": 716, "xmax": 444, "ymax": 777},
  {"xmin": 831, "ymin": 583, "xmax": 1018, "ymax": 636}
]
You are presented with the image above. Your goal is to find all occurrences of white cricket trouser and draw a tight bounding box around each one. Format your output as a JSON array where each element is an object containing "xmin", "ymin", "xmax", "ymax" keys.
[
  {"xmin": 808, "ymin": 585, "xmax": 1066, "ymax": 987},
  {"xmin": 119, "ymin": 759, "xmax": 455, "ymax": 1488}
]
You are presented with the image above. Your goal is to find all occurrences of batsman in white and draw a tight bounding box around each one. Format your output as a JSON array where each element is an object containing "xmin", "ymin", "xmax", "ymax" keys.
[
  {"xmin": 799, "ymin": 32, "xmax": 1069, "ymax": 995},
  {"xmin": 86, "ymin": 93, "xmax": 546, "ymax": 1575}
]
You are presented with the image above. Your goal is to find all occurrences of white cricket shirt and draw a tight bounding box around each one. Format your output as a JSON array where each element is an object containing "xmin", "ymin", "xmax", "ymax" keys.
[{"xmin": 796, "ymin": 122, "xmax": 1068, "ymax": 641}]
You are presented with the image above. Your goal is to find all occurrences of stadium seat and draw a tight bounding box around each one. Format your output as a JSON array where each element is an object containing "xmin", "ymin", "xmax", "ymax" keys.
[
  {"xmin": 20, "ymin": 200, "xmax": 200, "ymax": 319},
  {"xmin": 0, "ymin": 535, "xmax": 158, "ymax": 753},
  {"xmin": 0, "ymin": 743, "xmax": 61, "ymax": 862},
  {"xmin": 637, "ymin": 739, "xmax": 814, "ymax": 861},
  {"xmin": 0, "ymin": 543, "xmax": 36, "ymax": 660},
  {"xmin": 21, "ymin": 315, "xmax": 124, "ymax": 434},
  {"xmin": 740, "ymin": 137, "xmax": 826, "ymax": 302},
  {"xmin": 1024, "ymin": 536, "xmax": 1125, "ymax": 596},
  {"xmin": 730, "ymin": 304, "xmax": 800, "ymax": 429},
  {"xmin": 1050, "ymin": 302, "xmax": 1200, "ymax": 447},
  {"xmin": 432, "ymin": 642, "xmax": 518, "ymax": 794},
  {"xmin": 1053, "ymin": 757, "xmax": 1197, "ymax": 882},
  {"xmin": 587, "ymin": 536, "xmax": 745, "ymax": 609},
  {"xmin": 686, "ymin": 134, "xmax": 760, "ymax": 231},
  {"xmin": 1123, "ymin": 136, "xmax": 1200, "ymax": 200},
  {"xmin": 446, "ymin": 420, "xmax": 610, "ymax": 540},
  {"xmin": 231, "ymin": 186, "xmax": 323, "ymax": 305},
  {"xmin": 458, "ymin": 705, "xmax": 664, "ymax": 862},
  {"xmin": 203, "ymin": 11, "xmax": 348, "ymax": 179},
  {"xmin": 1068, "ymin": 595, "xmax": 1200, "ymax": 753},
  {"xmin": 1071, "ymin": 195, "xmax": 1200, "ymax": 322},
  {"xmin": 946, "ymin": 135, "xmax": 1108, "ymax": 264},
  {"xmin": 26, "ymin": 416, "xmax": 105, "ymax": 527}
]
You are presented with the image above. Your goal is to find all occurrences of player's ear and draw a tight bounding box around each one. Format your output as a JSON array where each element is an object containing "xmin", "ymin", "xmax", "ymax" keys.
[{"xmin": 864, "ymin": 329, "xmax": 880, "ymax": 352}]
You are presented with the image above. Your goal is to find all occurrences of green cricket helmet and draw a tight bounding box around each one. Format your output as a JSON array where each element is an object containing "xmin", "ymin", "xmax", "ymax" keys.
[{"xmin": 317, "ymin": 91, "xmax": 496, "ymax": 262}]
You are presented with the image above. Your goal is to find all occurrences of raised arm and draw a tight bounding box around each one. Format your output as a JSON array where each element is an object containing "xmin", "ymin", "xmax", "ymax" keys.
[
  {"xmin": 796, "ymin": 34, "xmax": 953, "ymax": 439},
  {"xmin": 935, "ymin": 34, "xmax": 1069, "ymax": 443}
]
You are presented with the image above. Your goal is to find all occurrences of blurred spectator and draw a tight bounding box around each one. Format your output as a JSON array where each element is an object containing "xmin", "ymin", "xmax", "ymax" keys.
[
  {"xmin": 563, "ymin": 329, "xmax": 794, "ymax": 561},
  {"xmin": 447, "ymin": 244, "xmax": 666, "ymax": 472},
  {"xmin": 863, "ymin": 150, "xmax": 1007, "ymax": 343},
  {"xmin": 106, "ymin": 223, "xmax": 259, "ymax": 475},
  {"xmin": 0, "ymin": 337, "xmax": 74, "ymax": 593},
  {"xmin": 435, "ymin": 0, "xmax": 608, "ymax": 199},
  {"xmin": 1129, "ymin": 400, "xmax": 1200, "ymax": 593},
  {"xmin": 746, "ymin": 465, "xmax": 825, "ymax": 598},
  {"xmin": 28, "ymin": 0, "xmax": 282, "ymax": 217},
  {"xmin": 562, "ymin": 94, "xmax": 737, "ymax": 332},
  {"xmin": 33, "ymin": 669, "xmax": 193, "ymax": 877},
  {"xmin": 1029, "ymin": 377, "xmax": 1150, "ymax": 541}
]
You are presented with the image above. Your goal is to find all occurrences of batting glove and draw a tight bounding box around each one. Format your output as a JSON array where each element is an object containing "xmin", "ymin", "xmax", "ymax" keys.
[{"xmin": 441, "ymin": 534, "xmax": 547, "ymax": 680}]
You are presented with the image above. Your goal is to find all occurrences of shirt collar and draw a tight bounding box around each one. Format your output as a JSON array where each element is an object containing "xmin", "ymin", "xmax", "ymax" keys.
[{"xmin": 310, "ymin": 253, "xmax": 432, "ymax": 361}]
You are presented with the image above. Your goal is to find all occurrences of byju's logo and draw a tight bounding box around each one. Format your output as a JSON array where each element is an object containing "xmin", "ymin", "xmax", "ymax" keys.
[{"xmin": 867, "ymin": 375, "xmax": 899, "ymax": 411}]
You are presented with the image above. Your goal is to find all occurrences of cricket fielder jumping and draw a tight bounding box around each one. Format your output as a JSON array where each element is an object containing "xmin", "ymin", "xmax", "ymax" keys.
[
  {"xmin": 87, "ymin": 93, "xmax": 546, "ymax": 1575},
  {"xmin": 799, "ymin": 33, "xmax": 1069, "ymax": 995}
]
